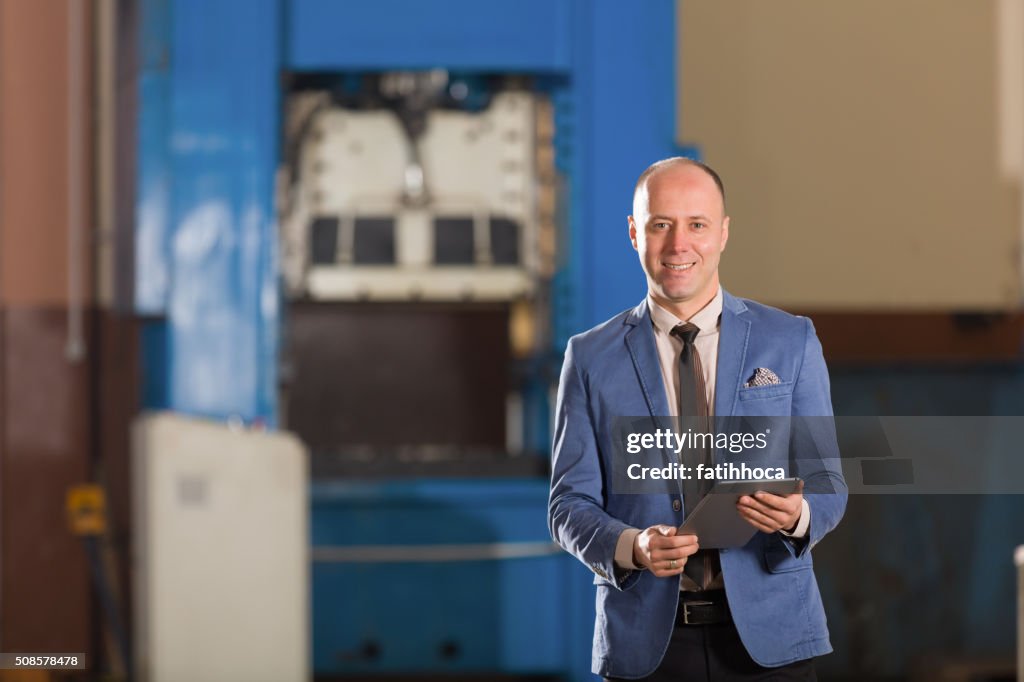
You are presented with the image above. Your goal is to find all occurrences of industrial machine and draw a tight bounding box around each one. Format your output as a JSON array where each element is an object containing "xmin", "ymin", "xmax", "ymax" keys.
[
  {"xmin": 278, "ymin": 70, "xmax": 565, "ymax": 676},
  {"xmin": 278, "ymin": 72, "xmax": 556, "ymax": 468},
  {"xmin": 134, "ymin": 1, "xmax": 680, "ymax": 678}
]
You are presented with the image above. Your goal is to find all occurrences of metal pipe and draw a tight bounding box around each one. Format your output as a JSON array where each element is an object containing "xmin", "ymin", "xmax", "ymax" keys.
[
  {"xmin": 66, "ymin": 0, "xmax": 86, "ymax": 362},
  {"xmin": 312, "ymin": 541, "xmax": 562, "ymax": 563},
  {"xmin": 95, "ymin": 0, "xmax": 115, "ymax": 309}
]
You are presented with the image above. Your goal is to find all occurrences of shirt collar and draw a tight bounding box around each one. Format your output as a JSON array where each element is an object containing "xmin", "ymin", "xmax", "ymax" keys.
[{"xmin": 647, "ymin": 286, "xmax": 723, "ymax": 335}]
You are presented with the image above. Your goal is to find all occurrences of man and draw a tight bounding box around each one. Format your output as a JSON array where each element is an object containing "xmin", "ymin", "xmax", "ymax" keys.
[{"xmin": 548, "ymin": 158, "xmax": 847, "ymax": 680}]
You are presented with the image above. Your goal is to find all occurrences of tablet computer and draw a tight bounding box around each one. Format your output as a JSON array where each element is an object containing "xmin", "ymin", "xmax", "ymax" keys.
[{"xmin": 676, "ymin": 478, "xmax": 802, "ymax": 548}]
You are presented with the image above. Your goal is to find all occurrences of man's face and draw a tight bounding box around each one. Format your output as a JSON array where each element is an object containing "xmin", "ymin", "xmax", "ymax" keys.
[{"xmin": 629, "ymin": 164, "xmax": 730, "ymax": 319}]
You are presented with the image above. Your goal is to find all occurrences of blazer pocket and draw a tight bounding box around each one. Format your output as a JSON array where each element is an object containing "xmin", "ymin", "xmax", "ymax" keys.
[
  {"xmin": 763, "ymin": 545, "xmax": 812, "ymax": 573},
  {"xmin": 738, "ymin": 382, "xmax": 794, "ymax": 401}
]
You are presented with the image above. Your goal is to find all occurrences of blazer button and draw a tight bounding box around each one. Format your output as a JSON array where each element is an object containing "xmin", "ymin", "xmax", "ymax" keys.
[{"xmin": 672, "ymin": 499, "xmax": 681, "ymax": 512}]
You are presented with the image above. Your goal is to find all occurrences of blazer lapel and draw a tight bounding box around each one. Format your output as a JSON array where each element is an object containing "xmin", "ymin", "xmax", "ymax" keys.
[
  {"xmin": 624, "ymin": 301, "xmax": 671, "ymax": 418},
  {"xmin": 715, "ymin": 290, "xmax": 751, "ymax": 418},
  {"xmin": 624, "ymin": 300, "xmax": 683, "ymax": 497}
]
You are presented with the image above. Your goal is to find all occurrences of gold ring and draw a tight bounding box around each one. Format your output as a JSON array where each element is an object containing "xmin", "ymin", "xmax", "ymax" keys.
[{"xmin": 670, "ymin": 560, "xmax": 678, "ymax": 569}]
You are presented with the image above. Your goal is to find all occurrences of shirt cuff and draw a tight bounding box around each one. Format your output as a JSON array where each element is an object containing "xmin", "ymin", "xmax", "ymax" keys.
[
  {"xmin": 614, "ymin": 528, "xmax": 643, "ymax": 570},
  {"xmin": 779, "ymin": 498, "xmax": 810, "ymax": 539}
]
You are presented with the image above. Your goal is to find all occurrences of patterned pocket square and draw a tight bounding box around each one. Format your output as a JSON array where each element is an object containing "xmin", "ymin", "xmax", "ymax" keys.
[{"xmin": 745, "ymin": 367, "xmax": 781, "ymax": 387}]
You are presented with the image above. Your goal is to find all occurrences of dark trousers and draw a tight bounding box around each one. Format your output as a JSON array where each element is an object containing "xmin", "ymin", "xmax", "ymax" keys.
[{"xmin": 605, "ymin": 621, "xmax": 816, "ymax": 682}]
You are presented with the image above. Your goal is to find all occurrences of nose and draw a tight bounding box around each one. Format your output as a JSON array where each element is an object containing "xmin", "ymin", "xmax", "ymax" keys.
[{"xmin": 666, "ymin": 225, "xmax": 692, "ymax": 252}]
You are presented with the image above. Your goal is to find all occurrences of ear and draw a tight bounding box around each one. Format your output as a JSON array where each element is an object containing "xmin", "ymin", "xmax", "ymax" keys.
[
  {"xmin": 628, "ymin": 215, "xmax": 639, "ymax": 251},
  {"xmin": 719, "ymin": 215, "xmax": 730, "ymax": 253}
]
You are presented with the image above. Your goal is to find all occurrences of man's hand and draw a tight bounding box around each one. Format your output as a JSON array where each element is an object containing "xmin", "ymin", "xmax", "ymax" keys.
[
  {"xmin": 737, "ymin": 480, "xmax": 804, "ymax": 534},
  {"xmin": 632, "ymin": 525, "xmax": 699, "ymax": 577}
]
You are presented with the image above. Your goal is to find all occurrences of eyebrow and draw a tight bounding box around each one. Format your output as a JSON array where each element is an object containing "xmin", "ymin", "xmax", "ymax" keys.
[{"xmin": 648, "ymin": 214, "xmax": 712, "ymax": 222}]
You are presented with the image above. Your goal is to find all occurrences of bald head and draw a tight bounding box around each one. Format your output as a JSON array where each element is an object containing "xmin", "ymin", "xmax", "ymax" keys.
[
  {"xmin": 632, "ymin": 157, "xmax": 726, "ymax": 216},
  {"xmin": 628, "ymin": 156, "xmax": 730, "ymax": 320}
]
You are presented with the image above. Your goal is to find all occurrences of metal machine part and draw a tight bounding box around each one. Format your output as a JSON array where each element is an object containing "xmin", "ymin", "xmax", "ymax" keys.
[
  {"xmin": 282, "ymin": 300, "xmax": 547, "ymax": 476},
  {"xmin": 280, "ymin": 76, "xmax": 550, "ymax": 302},
  {"xmin": 278, "ymin": 73, "xmax": 556, "ymax": 468},
  {"xmin": 378, "ymin": 70, "xmax": 448, "ymax": 206}
]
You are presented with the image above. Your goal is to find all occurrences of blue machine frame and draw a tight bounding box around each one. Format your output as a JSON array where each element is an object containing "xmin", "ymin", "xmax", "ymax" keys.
[{"xmin": 136, "ymin": 1, "xmax": 681, "ymax": 678}]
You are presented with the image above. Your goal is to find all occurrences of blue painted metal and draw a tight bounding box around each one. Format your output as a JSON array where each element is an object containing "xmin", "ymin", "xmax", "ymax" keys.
[
  {"xmin": 547, "ymin": 0, "xmax": 680, "ymax": 350},
  {"xmin": 581, "ymin": 1, "xmax": 679, "ymax": 333},
  {"xmin": 139, "ymin": 320, "xmax": 170, "ymax": 410},
  {"xmin": 311, "ymin": 479, "xmax": 591, "ymax": 676},
  {"xmin": 136, "ymin": 0, "xmax": 174, "ymax": 416},
  {"xmin": 287, "ymin": 0, "xmax": 572, "ymax": 72},
  {"xmin": 135, "ymin": 0, "xmax": 171, "ymax": 314},
  {"xmin": 138, "ymin": 0, "xmax": 282, "ymax": 422}
]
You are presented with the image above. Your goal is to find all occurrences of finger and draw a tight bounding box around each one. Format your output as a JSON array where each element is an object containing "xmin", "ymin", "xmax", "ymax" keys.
[
  {"xmin": 738, "ymin": 497, "xmax": 773, "ymax": 515},
  {"xmin": 737, "ymin": 508, "xmax": 776, "ymax": 534},
  {"xmin": 737, "ymin": 505, "xmax": 780, "ymax": 532},
  {"xmin": 652, "ymin": 544, "xmax": 700, "ymax": 562},
  {"xmin": 649, "ymin": 546, "xmax": 677, "ymax": 562},
  {"xmin": 649, "ymin": 545, "xmax": 680, "ymax": 562},
  {"xmin": 752, "ymin": 492, "xmax": 795, "ymax": 512},
  {"xmin": 749, "ymin": 504, "xmax": 788, "ymax": 528},
  {"xmin": 647, "ymin": 536, "xmax": 675, "ymax": 552},
  {"xmin": 655, "ymin": 564, "xmax": 679, "ymax": 577},
  {"xmin": 664, "ymin": 533, "xmax": 700, "ymax": 547},
  {"xmin": 746, "ymin": 500, "xmax": 794, "ymax": 526},
  {"xmin": 741, "ymin": 496, "xmax": 797, "ymax": 519},
  {"xmin": 677, "ymin": 543, "xmax": 700, "ymax": 557},
  {"xmin": 651, "ymin": 544, "xmax": 700, "ymax": 563},
  {"xmin": 652, "ymin": 560, "xmax": 684, "ymax": 577},
  {"xmin": 657, "ymin": 525, "xmax": 677, "ymax": 536},
  {"xmin": 650, "ymin": 534, "xmax": 699, "ymax": 550}
]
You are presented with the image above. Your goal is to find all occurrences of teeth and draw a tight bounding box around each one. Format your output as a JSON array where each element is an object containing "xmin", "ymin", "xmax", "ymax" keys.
[{"xmin": 664, "ymin": 263, "xmax": 694, "ymax": 271}]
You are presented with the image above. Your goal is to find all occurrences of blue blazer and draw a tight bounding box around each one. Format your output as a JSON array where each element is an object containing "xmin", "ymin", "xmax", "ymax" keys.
[{"xmin": 548, "ymin": 291, "xmax": 848, "ymax": 678}]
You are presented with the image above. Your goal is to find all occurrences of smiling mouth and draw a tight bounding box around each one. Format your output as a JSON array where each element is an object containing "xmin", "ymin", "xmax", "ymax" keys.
[{"xmin": 663, "ymin": 262, "xmax": 695, "ymax": 271}]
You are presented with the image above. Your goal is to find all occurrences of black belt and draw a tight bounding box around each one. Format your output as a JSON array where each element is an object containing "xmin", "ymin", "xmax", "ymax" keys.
[{"xmin": 676, "ymin": 589, "xmax": 731, "ymax": 626}]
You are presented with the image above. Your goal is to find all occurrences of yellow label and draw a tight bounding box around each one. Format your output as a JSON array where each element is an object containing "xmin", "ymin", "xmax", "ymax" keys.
[{"xmin": 66, "ymin": 485, "xmax": 106, "ymax": 535}]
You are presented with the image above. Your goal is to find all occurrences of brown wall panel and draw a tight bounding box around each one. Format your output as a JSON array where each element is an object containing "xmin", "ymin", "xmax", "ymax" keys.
[
  {"xmin": 0, "ymin": 307, "xmax": 90, "ymax": 653},
  {"xmin": 0, "ymin": 0, "xmax": 124, "ymax": 673},
  {"xmin": 807, "ymin": 311, "xmax": 1024, "ymax": 365}
]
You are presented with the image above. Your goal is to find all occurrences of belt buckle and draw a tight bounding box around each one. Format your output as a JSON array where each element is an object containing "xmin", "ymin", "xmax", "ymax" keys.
[{"xmin": 681, "ymin": 600, "xmax": 713, "ymax": 625}]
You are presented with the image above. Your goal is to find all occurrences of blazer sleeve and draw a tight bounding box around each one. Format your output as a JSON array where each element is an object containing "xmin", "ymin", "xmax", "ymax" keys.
[
  {"xmin": 787, "ymin": 317, "xmax": 848, "ymax": 557},
  {"xmin": 548, "ymin": 338, "xmax": 641, "ymax": 591}
]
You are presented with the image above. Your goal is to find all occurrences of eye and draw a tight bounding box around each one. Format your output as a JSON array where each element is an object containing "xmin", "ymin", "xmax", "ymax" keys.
[
  {"xmin": 652, "ymin": 221, "xmax": 671, "ymax": 230},
  {"xmin": 691, "ymin": 222, "xmax": 707, "ymax": 230}
]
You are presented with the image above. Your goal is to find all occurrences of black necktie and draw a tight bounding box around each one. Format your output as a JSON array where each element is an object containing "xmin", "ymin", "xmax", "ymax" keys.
[
  {"xmin": 671, "ymin": 322, "xmax": 717, "ymax": 590},
  {"xmin": 671, "ymin": 322, "xmax": 709, "ymax": 501}
]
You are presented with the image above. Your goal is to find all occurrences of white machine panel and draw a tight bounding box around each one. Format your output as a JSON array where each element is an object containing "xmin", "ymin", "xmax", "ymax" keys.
[
  {"xmin": 133, "ymin": 413, "xmax": 308, "ymax": 682},
  {"xmin": 281, "ymin": 90, "xmax": 541, "ymax": 301}
]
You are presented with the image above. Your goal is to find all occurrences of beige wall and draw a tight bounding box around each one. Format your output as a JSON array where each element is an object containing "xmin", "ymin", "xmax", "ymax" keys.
[{"xmin": 679, "ymin": 0, "xmax": 1021, "ymax": 310}]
